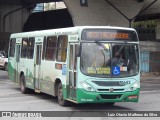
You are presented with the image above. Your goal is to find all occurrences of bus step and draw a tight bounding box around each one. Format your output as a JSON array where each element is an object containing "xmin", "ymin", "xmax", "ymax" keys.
[
  {"xmin": 66, "ymin": 99, "xmax": 77, "ymax": 104},
  {"xmin": 35, "ymin": 89, "xmax": 40, "ymax": 93}
]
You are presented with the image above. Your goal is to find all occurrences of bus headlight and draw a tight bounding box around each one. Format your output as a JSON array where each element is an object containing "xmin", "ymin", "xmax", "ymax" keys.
[
  {"xmin": 133, "ymin": 83, "xmax": 138, "ymax": 88},
  {"xmin": 80, "ymin": 81, "xmax": 95, "ymax": 92},
  {"xmin": 127, "ymin": 82, "xmax": 140, "ymax": 91}
]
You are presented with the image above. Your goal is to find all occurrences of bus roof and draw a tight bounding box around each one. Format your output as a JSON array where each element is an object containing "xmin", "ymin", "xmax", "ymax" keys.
[{"xmin": 10, "ymin": 26, "xmax": 136, "ymax": 38}]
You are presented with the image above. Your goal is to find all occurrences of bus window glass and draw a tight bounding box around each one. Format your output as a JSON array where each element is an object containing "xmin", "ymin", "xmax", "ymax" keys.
[
  {"xmin": 56, "ymin": 36, "xmax": 68, "ymax": 62},
  {"xmin": 110, "ymin": 43, "xmax": 139, "ymax": 77},
  {"xmin": 21, "ymin": 38, "xmax": 28, "ymax": 58},
  {"xmin": 27, "ymin": 37, "xmax": 35, "ymax": 59},
  {"xmin": 81, "ymin": 42, "xmax": 139, "ymax": 77},
  {"xmin": 16, "ymin": 45, "xmax": 20, "ymax": 62},
  {"xmin": 42, "ymin": 37, "xmax": 46, "ymax": 60},
  {"xmin": 45, "ymin": 36, "xmax": 57, "ymax": 60},
  {"xmin": 81, "ymin": 43, "xmax": 111, "ymax": 77},
  {"xmin": 69, "ymin": 45, "xmax": 73, "ymax": 70},
  {"xmin": 9, "ymin": 39, "xmax": 16, "ymax": 57},
  {"xmin": 36, "ymin": 45, "xmax": 42, "ymax": 65},
  {"xmin": 74, "ymin": 44, "xmax": 79, "ymax": 70}
]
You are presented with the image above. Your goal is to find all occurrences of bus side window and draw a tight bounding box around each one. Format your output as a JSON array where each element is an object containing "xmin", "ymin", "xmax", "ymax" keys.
[
  {"xmin": 45, "ymin": 36, "xmax": 57, "ymax": 60},
  {"xmin": 27, "ymin": 37, "xmax": 35, "ymax": 59},
  {"xmin": 56, "ymin": 35, "xmax": 68, "ymax": 62},
  {"xmin": 42, "ymin": 37, "xmax": 46, "ymax": 60},
  {"xmin": 21, "ymin": 38, "xmax": 28, "ymax": 58},
  {"xmin": 69, "ymin": 45, "xmax": 73, "ymax": 69},
  {"xmin": 9, "ymin": 38, "xmax": 16, "ymax": 57}
]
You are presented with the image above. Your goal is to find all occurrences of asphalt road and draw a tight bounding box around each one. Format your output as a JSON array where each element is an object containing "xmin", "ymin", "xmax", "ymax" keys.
[{"xmin": 0, "ymin": 70, "xmax": 160, "ymax": 119}]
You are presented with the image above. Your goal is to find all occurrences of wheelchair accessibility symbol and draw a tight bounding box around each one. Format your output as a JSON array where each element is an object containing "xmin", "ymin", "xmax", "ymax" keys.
[{"xmin": 112, "ymin": 66, "xmax": 120, "ymax": 75}]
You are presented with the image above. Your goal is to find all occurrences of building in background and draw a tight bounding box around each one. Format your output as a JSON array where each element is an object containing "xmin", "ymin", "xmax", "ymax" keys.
[
  {"xmin": 44, "ymin": 2, "xmax": 66, "ymax": 11},
  {"xmin": 132, "ymin": 17, "xmax": 160, "ymax": 73},
  {"xmin": 33, "ymin": 3, "xmax": 44, "ymax": 12},
  {"xmin": 33, "ymin": 2, "xmax": 66, "ymax": 12}
]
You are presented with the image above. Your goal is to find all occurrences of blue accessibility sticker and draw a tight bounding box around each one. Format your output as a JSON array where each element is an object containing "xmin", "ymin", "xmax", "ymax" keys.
[{"xmin": 112, "ymin": 66, "xmax": 120, "ymax": 76}]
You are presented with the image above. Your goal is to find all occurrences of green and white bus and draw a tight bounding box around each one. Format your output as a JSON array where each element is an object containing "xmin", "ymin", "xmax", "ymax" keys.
[{"xmin": 8, "ymin": 26, "xmax": 140, "ymax": 106}]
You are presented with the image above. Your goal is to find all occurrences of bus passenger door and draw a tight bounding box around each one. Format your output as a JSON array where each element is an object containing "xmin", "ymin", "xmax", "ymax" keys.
[
  {"xmin": 68, "ymin": 43, "xmax": 77, "ymax": 100},
  {"xmin": 15, "ymin": 44, "xmax": 21, "ymax": 83},
  {"xmin": 34, "ymin": 43, "xmax": 42, "ymax": 92}
]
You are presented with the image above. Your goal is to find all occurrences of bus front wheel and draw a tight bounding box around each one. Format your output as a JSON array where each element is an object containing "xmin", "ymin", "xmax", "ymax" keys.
[
  {"xmin": 20, "ymin": 74, "xmax": 28, "ymax": 94},
  {"xmin": 57, "ymin": 83, "xmax": 68, "ymax": 106}
]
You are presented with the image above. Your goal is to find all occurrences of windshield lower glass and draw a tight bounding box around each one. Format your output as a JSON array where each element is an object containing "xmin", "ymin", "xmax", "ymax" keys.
[{"xmin": 81, "ymin": 42, "xmax": 139, "ymax": 78}]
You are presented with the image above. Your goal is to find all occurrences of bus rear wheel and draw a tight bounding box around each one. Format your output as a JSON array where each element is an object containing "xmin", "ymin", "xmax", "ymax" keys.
[
  {"xmin": 57, "ymin": 83, "xmax": 68, "ymax": 106},
  {"xmin": 20, "ymin": 74, "xmax": 28, "ymax": 94}
]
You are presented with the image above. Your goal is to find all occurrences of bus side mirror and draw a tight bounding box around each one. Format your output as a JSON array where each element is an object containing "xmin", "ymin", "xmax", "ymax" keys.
[{"xmin": 75, "ymin": 45, "xmax": 80, "ymax": 57}]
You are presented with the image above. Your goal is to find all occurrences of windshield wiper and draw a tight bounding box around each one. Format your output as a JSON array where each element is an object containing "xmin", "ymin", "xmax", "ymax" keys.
[
  {"xmin": 115, "ymin": 42, "xmax": 127, "ymax": 55},
  {"xmin": 95, "ymin": 40, "xmax": 109, "ymax": 53}
]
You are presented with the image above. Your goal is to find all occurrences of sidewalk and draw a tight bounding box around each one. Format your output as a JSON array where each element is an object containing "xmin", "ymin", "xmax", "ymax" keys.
[{"xmin": 140, "ymin": 72, "xmax": 160, "ymax": 82}]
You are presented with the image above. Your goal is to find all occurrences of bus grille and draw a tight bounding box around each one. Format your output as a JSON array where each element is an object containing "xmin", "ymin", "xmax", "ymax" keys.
[
  {"xmin": 97, "ymin": 89, "xmax": 124, "ymax": 92},
  {"xmin": 92, "ymin": 81, "xmax": 125, "ymax": 86},
  {"xmin": 100, "ymin": 94, "xmax": 122, "ymax": 99}
]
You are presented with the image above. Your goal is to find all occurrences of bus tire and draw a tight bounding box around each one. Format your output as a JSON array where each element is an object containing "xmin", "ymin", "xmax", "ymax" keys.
[
  {"xmin": 57, "ymin": 83, "xmax": 68, "ymax": 106},
  {"xmin": 20, "ymin": 74, "xmax": 28, "ymax": 94}
]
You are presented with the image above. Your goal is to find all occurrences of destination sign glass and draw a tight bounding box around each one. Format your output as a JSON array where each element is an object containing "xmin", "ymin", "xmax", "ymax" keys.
[{"xmin": 81, "ymin": 29, "xmax": 138, "ymax": 41}]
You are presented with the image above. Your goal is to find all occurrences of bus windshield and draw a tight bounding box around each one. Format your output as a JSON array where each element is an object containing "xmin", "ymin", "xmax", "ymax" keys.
[{"xmin": 81, "ymin": 42, "xmax": 139, "ymax": 78}]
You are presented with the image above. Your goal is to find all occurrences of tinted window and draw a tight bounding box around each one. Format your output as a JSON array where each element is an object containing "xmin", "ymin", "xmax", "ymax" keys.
[
  {"xmin": 56, "ymin": 36, "xmax": 68, "ymax": 62},
  {"xmin": 27, "ymin": 37, "xmax": 35, "ymax": 59},
  {"xmin": 9, "ymin": 39, "xmax": 16, "ymax": 57},
  {"xmin": 45, "ymin": 36, "xmax": 57, "ymax": 60},
  {"xmin": 21, "ymin": 38, "xmax": 28, "ymax": 58}
]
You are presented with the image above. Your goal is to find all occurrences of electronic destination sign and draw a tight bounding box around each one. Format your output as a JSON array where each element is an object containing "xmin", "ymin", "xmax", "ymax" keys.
[{"xmin": 81, "ymin": 29, "xmax": 138, "ymax": 41}]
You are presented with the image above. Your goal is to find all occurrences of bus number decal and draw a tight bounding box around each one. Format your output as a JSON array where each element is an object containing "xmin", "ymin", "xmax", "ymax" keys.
[{"xmin": 119, "ymin": 81, "xmax": 131, "ymax": 86}]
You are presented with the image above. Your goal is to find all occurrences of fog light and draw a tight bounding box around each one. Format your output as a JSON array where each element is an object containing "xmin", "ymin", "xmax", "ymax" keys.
[{"xmin": 130, "ymin": 87, "xmax": 134, "ymax": 90}]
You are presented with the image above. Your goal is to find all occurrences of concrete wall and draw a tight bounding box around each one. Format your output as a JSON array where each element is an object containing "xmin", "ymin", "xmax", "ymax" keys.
[
  {"xmin": 64, "ymin": 0, "xmax": 144, "ymax": 27},
  {"xmin": 0, "ymin": 0, "xmax": 32, "ymax": 52},
  {"xmin": 0, "ymin": 1, "xmax": 31, "ymax": 32},
  {"xmin": 1, "ymin": 0, "xmax": 159, "ymax": 32},
  {"xmin": 0, "ymin": 32, "xmax": 11, "ymax": 52},
  {"xmin": 141, "ymin": 0, "xmax": 160, "ymax": 15},
  {"xmin": 140, "ymin": 41, "xmax": 160, "ymax": 52}
]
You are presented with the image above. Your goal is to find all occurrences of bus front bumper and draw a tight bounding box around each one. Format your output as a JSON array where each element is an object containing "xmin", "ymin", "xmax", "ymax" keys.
[{"xmin": 76, "ymin": 88, "xmax": 140, "ymax": 103}]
